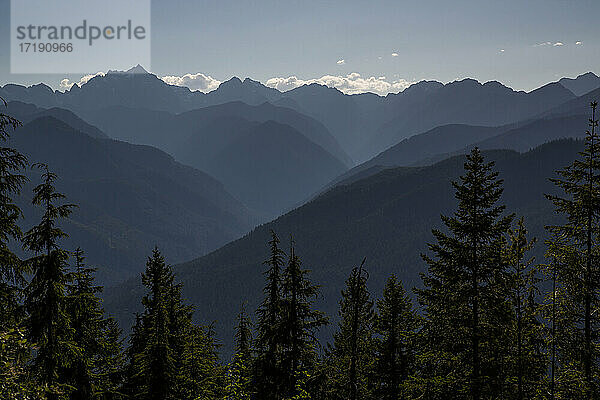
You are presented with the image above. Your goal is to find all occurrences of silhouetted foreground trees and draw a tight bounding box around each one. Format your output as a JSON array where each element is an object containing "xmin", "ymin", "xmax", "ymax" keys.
[{"xmin": 1, "ymin": 102, "xmax": 600, "ymax": 399}]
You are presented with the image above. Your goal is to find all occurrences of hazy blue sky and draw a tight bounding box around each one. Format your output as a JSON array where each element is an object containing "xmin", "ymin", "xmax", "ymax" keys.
[{"xmin": 1, "ymin": 0, "xmax": 599, "ymax": 94}]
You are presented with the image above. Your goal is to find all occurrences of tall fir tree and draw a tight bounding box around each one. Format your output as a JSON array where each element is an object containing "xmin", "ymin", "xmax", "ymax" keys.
[
  {"xmin": 279, "ymin": 239, "xmax": 328, "ymax": 397},
  {"xmin": 545, "ymin": 102, "xmax": 600, "ymax": 398},
  {"xmin": 177, "ymin": 324, "xmax": 223, "ymax": 400},
  {"xmin": 65, "ymin": 248, "xmax": 125, "ymax": 400},
  {"xmin": 225, "ymin": 303, "xmax": 253, "ymax": 400},
  {"xmin": 0, "ymin": 105, "xmax": 31, "ymax": 398},
  {"xmin": 416, "ymin": 148, "xmax": 513, "ymax": 399},
  {"xmin": 254, "ymin": 230, "xmax": 287, "ymax": 399},
  {"xmin": 373, "ymin": 275, "xmax": 419, "ymax": 399},
  {"xmin": 23, "ymin": 163, "xmax": 78, "ymax": 399},
  {"xmin": 125, "ymin": 247, "xmax": 221, "ymax": 400},
  {"xmin": 126, "ymin": 248, "xmax": 177, "ymax": 400},
  {"xmin": 504, "ymin": 218, "xmax": 545, "ymax": 399},
  {"xmin": 328, "ymin": 259, "xmax": 375, "ymax": 400},
  {"xmin": 0, "ymin": 104, "xmax": 27, "ymax": 330},
  {"xmin": 95, "ymin": 318, "xmax": 126, "ymax": 400}
]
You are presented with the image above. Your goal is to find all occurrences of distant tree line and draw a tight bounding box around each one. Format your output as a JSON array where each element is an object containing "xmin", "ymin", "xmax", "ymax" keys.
[{"xmin": 1, "ymin": 100, "xmax": 600, "ymax": 399}]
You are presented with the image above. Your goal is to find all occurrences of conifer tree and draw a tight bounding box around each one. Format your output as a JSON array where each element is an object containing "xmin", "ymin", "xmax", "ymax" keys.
[
  {"xmin": 225, "ymin": 303, "xmax": 253, "ymax": 400},
  {"xmin": 504, "ymin": 218, "xmax": 545, "ymax": 399},
  {"xmin": 254, "ymin": 230, "xmax": 286, "ymax": 399},
  {"xmin": 328, "ymin": 259, "xmax": 375, "ymax": 400},
  {"xmin": 177, "ymin": 324, "xmax": 223, "ymax": 400},
  {"xmin": 0, "ymin": 105, "xmax": 31, "ymax": 398},
  {"xmin": 23, "ymin": 163, "xmax": 78, "ymax": 399},
  {"xmin": 95, "ymin": 318, "xmax": 126, "ymax": 400},
  {"xmin": 546, "ymin": 102, "xmax": 600, "ymax": 398},
  {"xmin": 125, "ymin": 247, "xmax": 221, "ymax": 400},
  {"xmin": 126, "ymin": 248, "xmax": 177, "ymax": 400},
  {"xmin": 65, "ymin": 248, "xmax": 125, "ymax": 400},
  {"xmin": 0, "ymin": 327, "xmax": 40, "ymax": 399},
  {"xmin": 416, "ymin": 148, "xmax": 513, "ymax": 399},
  {"xmin": 0, "ymin": 105, "xmax": 27, "ymax": 329},
  {"xmin": 65, "ymin": 248, "xmax": 103, "ymax": 400},
  {"xmin": 373, "ymin": 275, "xmax": 419, "ymax": 399},
  {"xmin": 280, "ymin": 239, "xmax": 328, "ymax": 397}
]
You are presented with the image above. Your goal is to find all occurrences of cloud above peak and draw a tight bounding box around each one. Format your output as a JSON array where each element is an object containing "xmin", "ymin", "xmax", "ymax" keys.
[
  {"xmin": 265, "ymin": 73, "xmax": 414, "ymax": 95},
  {"xmin": 160, "ymin": 72, "xmax": 221, "ymax": 93},
  {"xmin": 59, "ymin": 72, "xmax": 105, "ymax": 90}
]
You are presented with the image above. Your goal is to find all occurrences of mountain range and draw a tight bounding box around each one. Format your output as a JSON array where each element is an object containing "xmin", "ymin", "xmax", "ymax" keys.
[
  {"xmin": 1, "ymin": 67, "xmax": 599, "ymax": 353},
  {"xmin": 5, "ymin": 105, "xmax": 257, "ymax": 285},
  {"xmin": 3, "ymin": 68, "xmax": 599, "ymax": 163}
]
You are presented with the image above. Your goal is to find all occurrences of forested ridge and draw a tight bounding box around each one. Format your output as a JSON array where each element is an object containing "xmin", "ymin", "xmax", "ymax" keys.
[{"xmin": 2, "ymin": 101, "xmax": 600, "ymax": 400}]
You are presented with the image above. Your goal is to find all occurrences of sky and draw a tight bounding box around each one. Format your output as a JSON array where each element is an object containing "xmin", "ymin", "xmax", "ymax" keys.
[{"xmin": 0, "ymin": 0, "xmax": 599, "ymax": 95}]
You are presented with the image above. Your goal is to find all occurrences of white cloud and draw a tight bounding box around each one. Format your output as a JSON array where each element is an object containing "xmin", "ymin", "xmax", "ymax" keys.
[
  {"xmin": 336, "ymin": 59, "xmax": 345, "ymax": 65},
  {"xmin": 534, "ymin": 41, "xmax": 565, "ymax": 47},
  {"xmin": 265, "ymin": 73, "xmax": 414, "ymax": 96},
  {"xmin": 59, "ymin": 72, "xmax": 105, "ymax": 90},
  {"xmin": 160, "ymin": 73, "xmax": 221, "ymax": 93},
  {"xmin": 576, "ymin": 41, "xmax": 583, "ymax": 45},
  {"xmin": 391, "ymin": 52, "xmax": 399, "ymax": 57}
]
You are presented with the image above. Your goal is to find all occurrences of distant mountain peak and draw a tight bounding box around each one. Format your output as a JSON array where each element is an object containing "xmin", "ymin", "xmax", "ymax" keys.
[
  {"xmin": 220, "ymin": 77, "xmax": 243, "ymax": 88},
  {"xmin": 30, "ymin": 83, "xmax": 55, "ymax": 93},
  {"xmin": 106, "ymin": 64, "xmax": 150, "ymax": 75},
  {"xmin": 578, "ymin": 71, "xmax": 599, "ymax": 79},
  {"xmin": 451, "ymin": 78, "xmax": 481, "ymax": 87},
  {"xmin": 483, "ymin": 80, "xmax": 506, "ymax": 88},
  {"xmin": 242, "ymin": 77, "xmax": 263, "ymax": 86},
  {"xmin": 126, "ymin": 64, "xmax": 149, "ymax": 74},
  {"xmin": 558, "ymin": 71, "xmax": 600, "ymax": 96}
]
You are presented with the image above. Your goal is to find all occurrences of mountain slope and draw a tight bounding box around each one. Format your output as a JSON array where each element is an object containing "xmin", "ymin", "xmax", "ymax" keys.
[
  {"xmin": 558, "ymin": 72, "xmax": 600, "ymax": 96},
  {"xmin": 105, "ymin": 139, "xmax": 581, "ymax": 352},
  {"xmin": 177, "ymin": 101, "xmax": 351, "ymax": 166},
  {"xmin": 10, "ymin": 116, "xmax": 257, "ymax": 285},
  {"xmin": 6, "ymin": 101, "xmax": 108, "ymax": 139},
  {"xmin": 364, "ymin": 79, "xmax": 576, "ymax": 159},
  {"xmin": 542, "ymin": 86, "xmax": 600, "ymax": 119},
  {"xmin": 472, "ymin": 114, "xmax": 589, "ymax": 152},
  {"xmin": 206, "ymin": 120, "xmax": 348, "ymax": 216}
]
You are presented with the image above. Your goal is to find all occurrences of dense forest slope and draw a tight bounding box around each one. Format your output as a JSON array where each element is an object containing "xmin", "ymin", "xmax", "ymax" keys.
[{"xmin": 105, "ymin": 139, "xmax": 581, "ymax": 351}]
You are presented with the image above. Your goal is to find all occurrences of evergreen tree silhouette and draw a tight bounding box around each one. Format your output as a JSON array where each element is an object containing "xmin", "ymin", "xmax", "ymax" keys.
[
  {"xmin": 373, "ymin": 275, "xmax": 419, "ymax": 399},
  {"xmin": 546, "ymin": 101, "xmax": 600, "ymax": 398},
  {"xmin": 279, "ymin": 238, "xmax": 328, "ymax": 397},
  {"xmin": 65, "ymin": 248, "xmax": 125, "ymax": 400},
  {"xmin": 0, "ymin": 101, "xmax": 27, "ymax": 329},
  {"xmin": 416, "ymin": 148, "xmax": 513, "ymax": 399},
  {"xmin": 225, "ymin": 303, "xmax": 253, "ymax": 400},
  {"xmin": 23, "ymin": 163, "xmax": 78, "ymax": 399},
  {"xmin": 254, "ymin": 230, "xmax": 286, "ymax": 399},
  {"xmin": 504, "ymin": 218, "xmax": 545, "ymax": 399},
  {"xmin": 0, "ymin": 104, "xmax": 32, "ymax": 398},
  {"xmin": 329, "ymin": 259, "xmax": 375, "ymax": 400}
]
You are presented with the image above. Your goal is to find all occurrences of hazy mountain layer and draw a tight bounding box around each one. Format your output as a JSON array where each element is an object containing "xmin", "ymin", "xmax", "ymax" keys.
[{"xmin": 10, "ymin": 115, "xmax": 257, "ymax": 285}]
